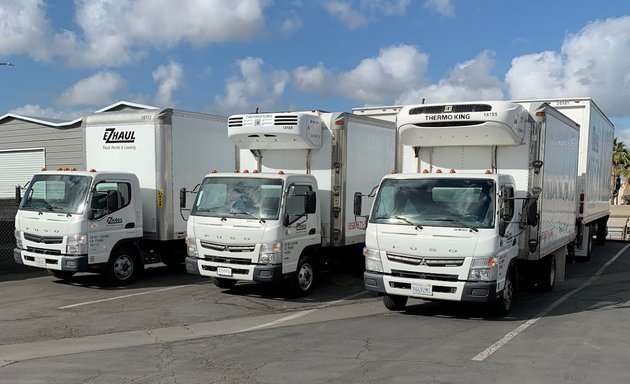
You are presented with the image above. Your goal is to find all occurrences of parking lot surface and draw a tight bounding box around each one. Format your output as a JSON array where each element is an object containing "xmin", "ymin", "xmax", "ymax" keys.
[{"xmin": 1, "ymin": 243, "xmax": 629, "ymax": 383}]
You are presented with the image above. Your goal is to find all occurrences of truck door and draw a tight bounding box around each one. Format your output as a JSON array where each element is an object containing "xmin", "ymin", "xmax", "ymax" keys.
[
  {"xmin": 87, "ymin": 181, "xmax": 136, "ymax": 264},
  {"xmin": 497, "ymin": 184, "xmax": 519, "ymax": 289},
  {"xmin": 283, "ymin": 183, "xmax": 319, "ymax": 274}
]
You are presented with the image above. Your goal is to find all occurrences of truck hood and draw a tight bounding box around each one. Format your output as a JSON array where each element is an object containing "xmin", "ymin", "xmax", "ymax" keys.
[
  {"xmin": 374, "ymin": 224, "xmax": 481, "ymax": 258},
  {"xmin": 191, "ymin": 216, "xmax": 270, "ymax": 245},
  {"xmin": 17, "ymin": 210, "xmax": 79, "ymax": 237}
]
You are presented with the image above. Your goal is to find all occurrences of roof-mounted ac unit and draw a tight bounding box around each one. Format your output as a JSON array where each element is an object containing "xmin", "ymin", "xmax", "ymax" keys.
[{"xmin": 228, "ymin": 112, "xmax": 323, "ymax": 149}]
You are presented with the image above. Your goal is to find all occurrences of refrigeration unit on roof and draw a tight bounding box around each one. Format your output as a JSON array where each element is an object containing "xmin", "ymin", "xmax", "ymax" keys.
[{"xmin": 228, "ymin": 112, "xmax": 323, "ymax": 149}]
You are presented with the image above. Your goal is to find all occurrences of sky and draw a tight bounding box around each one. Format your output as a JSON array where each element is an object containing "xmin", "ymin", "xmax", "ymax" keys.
[{"xmin": 1, "ymin": 0, "xmax": 630, "ymax": 143}]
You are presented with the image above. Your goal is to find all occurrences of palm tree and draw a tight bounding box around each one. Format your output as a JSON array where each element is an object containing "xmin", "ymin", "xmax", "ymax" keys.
[{"xmin": 612, "ymin": 137, "xmax": 630, "ymax": 204}]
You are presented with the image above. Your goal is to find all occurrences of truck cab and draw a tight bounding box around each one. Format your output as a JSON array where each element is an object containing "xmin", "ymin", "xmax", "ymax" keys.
[
  {"xmin": 185, "ymin": 172, "xmax": 320, "ymax": 293},
  {"xmin": 360, "ymin": 172, "xmax": 523, "ymax": 313},
  {"xmin": 14, "ymin": 170, "xmax": 144, "ymax": 283}
]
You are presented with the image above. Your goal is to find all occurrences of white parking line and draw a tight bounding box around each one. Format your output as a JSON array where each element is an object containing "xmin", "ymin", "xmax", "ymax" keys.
[
  {"xmin": 472, "ymin": 243, "xmax": 630, "ymax": 362},
  {"xmin": 58, "ymin": 285, "xmax": 188, "ymax": 309},
  {"xmin": 239, "ymin": 291, "xmax": 368, "ymax": 333}
]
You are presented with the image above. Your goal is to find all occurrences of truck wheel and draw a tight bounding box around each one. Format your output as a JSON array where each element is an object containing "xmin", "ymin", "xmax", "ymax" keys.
[
  {"xmin": 492, "ymin": 269, "xmax": 515, "ymax": 316},
  {"xmin": 213, "ymin": 277, "xmax": 237, "ymax": 289},
  {"xmin": 106, "ymin": 248, "xmax": 140, "ymax": 285},
  {"xmin": 382, "ymin": 294, "xmax": 408, "ymax": 311},
  {"xmin": 595, "ymin": 219, "xmax": 607, "ymax": 245},
  {"xmin": 291, "ymin": 257, "xmax": 315, "ymax": 296},
  {"xmin": 48, "ymin": 270, "xmax": 76, "ymax": 280},
  {"xmin": 538, "ymin": 255, "xmax": 556, "ymax": 292},
  {"xmin": 584, "ymin": 231, "xmax": 593, "ymax": 262}
]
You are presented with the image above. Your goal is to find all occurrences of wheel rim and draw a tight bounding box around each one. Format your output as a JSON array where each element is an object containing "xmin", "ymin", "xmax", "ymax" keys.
[
  {"xmin": 549, "ymin": 257, "xmax": 556, "ymax": 287},
  {"xmin": 113, "ymin": 254, "xmax": 134, "ymax": 281},
  {"xmin": 297, "ymin": 262, "xmax": 313, "ymax": 291}
]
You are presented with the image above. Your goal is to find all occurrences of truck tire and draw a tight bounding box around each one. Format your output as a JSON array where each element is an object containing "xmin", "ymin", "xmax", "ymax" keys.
[
  {"xmin": 538, "ymin": 255, "xmax": 556, "ymax": 292},
  {"xmin": 214, "ymin": 277, "xmax": 237, "ymax": 289},
  {"xmin": 584, "ymin": 230, "xmax": 593, "ymax": 262},
  {"xmin": 48, "ymin": 270, "xmax": 76, "ymax": 280},
  {"xmin": 492, "ymin": 267, "xmax": 515, "ymax": 316},
  {"xmin": 290, "ymin": 256, "xmax": 315, "ymax": 296},
  {"xmin": 382, "ymin": 294, "xmax": 408, "ymax": 311},
  {"xmin": 595, "ymin": 219, "xmax": 607, "ymax": 245},
  {"xmin": 106, "ymin": 247, "xmax": 140, "ymax": 285}
]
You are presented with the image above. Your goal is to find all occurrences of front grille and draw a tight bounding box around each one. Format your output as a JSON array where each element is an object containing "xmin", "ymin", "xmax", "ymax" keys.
[
  {"xmin": 409, "ymin": 104, "xmax": 492, "ymax": 114},
  {"xmin": 200, "ymin": 241, "xmax": 256, "ymax": 253},
  {"xmin": 202, "ymin": 255, "xmax": 252, "ymax": 265},
  {"xmin": 387, "ymin": 253, "xmax": 465, "ymax": 267},
  {"xmin": 27, "ymin": 247, "xmax": 62, "ymax": 256},
  {"xmin": 24, "ymin": 233, "xmax": 63, "ymax": 244},
  {"xmin": 390, "ymin": 269, "xmax": 459, "ymax": 282}
]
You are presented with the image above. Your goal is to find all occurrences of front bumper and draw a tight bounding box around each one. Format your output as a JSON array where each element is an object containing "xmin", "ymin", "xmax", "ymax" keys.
[
  {"xmin": 186, "ymin": 257, "xmax": 283, "ymax": 283},
  {"xmin": 14, "ymin": 248, "xmax": 88, "ymax": 272},
  {"xmin": 364, "ymin": 271, "xmax": 498, "ymax": 302}
]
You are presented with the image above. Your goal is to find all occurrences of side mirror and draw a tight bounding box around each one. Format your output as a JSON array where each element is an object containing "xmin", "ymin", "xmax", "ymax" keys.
[
  {"xmin": 306, "ymin": 191, "xmax": 316, "ymax": 214},
  {"xmin": 15, "ymin": 186, "xmax": 22, "ymax": 205},
  {"xmin": 179, "ymin": 187, "xmax": 187, "ymax": 209},
  {"xmin": 353, "ymin": 192, "xmax": 362, "ymax": 216},
  {"xmin": 527, "ymin": 198, "xmax": 539, "ymax": 226},
  {"xmin": 283, "ymin": 213, "xmax": 290, "ymax": 227}
]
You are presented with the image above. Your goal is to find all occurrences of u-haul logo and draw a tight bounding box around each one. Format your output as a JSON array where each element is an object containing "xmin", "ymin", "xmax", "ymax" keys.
[{"xmin": 103, "ymin": 128, "xmax": 136, "ymax": 143}]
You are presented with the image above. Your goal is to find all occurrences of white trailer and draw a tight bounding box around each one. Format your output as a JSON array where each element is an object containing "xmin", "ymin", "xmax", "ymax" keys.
[
  {"xmin": 515, "ymin": 98, "xmax": 614, "ymax": 259},
  {"xmin": 14, "ymin": 108, "xmax": 234, "ymax": 284},
  {"xmin": 185, "ymin": 111, "xmax": 396, "ymax": 294},
  {"xmin": 358, "ymin": 101, "xmax": 580, "ymax": 314}
]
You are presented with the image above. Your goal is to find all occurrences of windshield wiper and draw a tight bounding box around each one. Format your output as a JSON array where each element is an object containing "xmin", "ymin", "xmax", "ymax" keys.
[
  {"xmin": 228, "ymin": 210, "xmax": 266, "ymax": 223},
  {"xmin": 392, "ymin": 215, "xmax": 423, "ymax": 230},
  {"xmin": 431, "ymin": 218, "xmax": 478, "ymax": 232}
]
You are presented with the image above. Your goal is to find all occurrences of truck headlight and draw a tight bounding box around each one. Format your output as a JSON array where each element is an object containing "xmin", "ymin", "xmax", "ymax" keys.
[
  {"xmin": 186, "ymin": 236, "xmax": 198, "ymax": 257},
  {"xmin": 66, "ymin": 234, "xmax": 88, "ymax": 255},
  {"xmin": 364, "ymin": 247, "xmax": 383, "ymax": 273},
  {"xmin": 14, "ymin": 230, "xmax": 23, "ymax": 249},
  {"xmin": 468, "ymin": 256, "xmax": 498, "ymax": 281},
  {"xmin": 259, "ymin": 242, "xmax": 282, "ymax": 264}
]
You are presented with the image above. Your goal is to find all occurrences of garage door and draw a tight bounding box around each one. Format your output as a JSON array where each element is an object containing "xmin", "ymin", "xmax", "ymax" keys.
[{"xmin": 0, "ymin": 149, "xmax": 45, "ymax": 198}]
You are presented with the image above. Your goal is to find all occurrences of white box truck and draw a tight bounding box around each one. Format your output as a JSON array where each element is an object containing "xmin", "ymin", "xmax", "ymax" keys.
[
  {"xmin": 356, "ymin": 101, "xmax": 581, "ymax": 314},
  {"xmin": 13, "ymin": 108, "xmax": 234, "ymax": 284},
  {"xmin": 184, "ymin": 111, "xmax": 396, "ymax": 295},
  {"xmin": 515, "ymin": 98, "xmax": 614, "ymax": 260}
]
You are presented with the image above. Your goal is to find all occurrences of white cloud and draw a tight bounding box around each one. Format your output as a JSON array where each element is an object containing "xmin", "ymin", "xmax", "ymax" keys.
[
  {"xmin": 423, "ymin": 0, "xmax": 454, "ymax": 17},
  {"xmin": 506, "ymin": 16, "xmax": 630, "ymax": 117},
  {"xmin": 293, "ymin": 63, "xmax": 335, "ymax": 94},
  {"xmin": 293, "ymin": 45, "xmax": 428, "ymax": 105},
  {"xmin": 58, "ymin": 71, "xmax": 126, "ymax": 106},
  {"xmin": 281, "ymin": 12, "xmax": 303, "ymax": 34},
  {"xmin": 213, "ymin": 57, "xmax": 290, "ymax": 115},
  {"xmin": 323, "ymin": 0, "xmax": 411, "ymax": 29},
  {"xmin": 152, "ymin": 60, "xmax": 184, "ymax": 107},
  {"xmin": 0, "ymin": 0, "xmax": 51, "ymax": 60},
  {"xmin": 340, "ymin": 45, "xmax": 429, "ymax": 103},
  {"xmin": 1, "ymin": 0, "xmax": 270, "ymax": 68},
  {"xmin": 398, "ymin": 51, "xmax": 504, "ymax": 104},
  {"xmin": 323, "ymin": 1, "xmax": 368, "ymax": 30}
]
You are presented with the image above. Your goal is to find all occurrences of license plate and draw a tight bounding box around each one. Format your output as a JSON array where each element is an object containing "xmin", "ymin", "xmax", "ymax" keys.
[
  {"xmin": 411, "ymin": 282, "xmax": 432, "ymax": 296},
  {"xmin": 35, "ymin": 257, "xmax": 46, "ymax": 267},
  {"xmin": 217, "ymin": 267, "xmax": 232, "ymax": 277}
]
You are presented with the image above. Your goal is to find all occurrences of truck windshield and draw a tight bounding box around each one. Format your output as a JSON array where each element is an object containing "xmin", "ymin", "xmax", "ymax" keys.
[
  {"xmin": 20, "ymin": 174, "xmax": 92, "ymax": 214},
  {"xmin": 192, "ymin": 177, "xmax": 283, "ymax": 220},
  {"xmin": 370, "ymin": 178, "xmax": 496, "ymax": 229}
]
